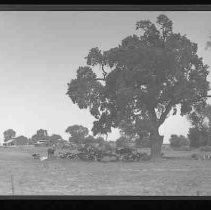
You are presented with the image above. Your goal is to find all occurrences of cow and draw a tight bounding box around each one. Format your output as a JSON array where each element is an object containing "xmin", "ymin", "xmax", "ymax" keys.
[
  {"xmin": 32, "ymin": 153, "xmax": 40, "ymax": 159},
  {"xmin": 47, "ymin": 144, "xmax": 56, "ymax": 159}
]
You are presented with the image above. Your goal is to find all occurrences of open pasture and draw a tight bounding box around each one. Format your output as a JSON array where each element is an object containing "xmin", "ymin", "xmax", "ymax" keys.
[{"xmin": 0, "ymin": 146, "xmax": 211, "ymax": 196}]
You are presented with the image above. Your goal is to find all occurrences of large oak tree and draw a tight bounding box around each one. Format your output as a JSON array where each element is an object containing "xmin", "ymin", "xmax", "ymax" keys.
[{"xmin": 67, "ymin": 14, "xmax": 209, "ymax": 160}]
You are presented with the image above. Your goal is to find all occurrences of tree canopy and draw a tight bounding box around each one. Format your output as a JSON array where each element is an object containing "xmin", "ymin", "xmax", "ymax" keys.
[
  {"xmin": 31, "ymin": 129, "xmax": 48, "ymax": 142},
  {"xmin": 65, "ymin": 125, "xmax": 89, "ymax": 144},
  {"xmin": 67, "ymin": 14, "xmax": 210, "ymax": 159},
  {"xmin": 188, "ymin": 104, "xmax": 211, "ymax": 130},
  {"xmin": 14, "ymin": 135, "xmax": 29, "ymax": 145},
  {"xmin": 3, "ymin": 129, "xmax": 16, "ymax": 142},
  {"xmin": 187, "ymin": 104, "xmax": 211, "ymax": 147},
  {"xmin": 49, "ymin": 134, "xmax": 62, "ymax": 142}
]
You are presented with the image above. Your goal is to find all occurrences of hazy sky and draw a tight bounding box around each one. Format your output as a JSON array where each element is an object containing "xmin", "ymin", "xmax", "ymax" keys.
[{"xmin": 0, "ymin": 11, "xmax": 211, "ymax": 144}]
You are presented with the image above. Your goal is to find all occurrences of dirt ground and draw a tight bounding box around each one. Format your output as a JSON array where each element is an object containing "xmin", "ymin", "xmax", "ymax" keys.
[{"xmin": 0, "ymin": 146, "xmax": 211, "ymax": 196}]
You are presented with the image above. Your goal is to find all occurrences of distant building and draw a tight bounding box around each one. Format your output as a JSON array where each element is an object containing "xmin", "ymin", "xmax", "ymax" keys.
[
  {"xmin": 3, "ymin": 138, "xmax": 16, "ymax": 146},
  {"xmin": 34, "ymin": 139, "xmax": 49, "ymax": 147},
  {"xmin": 3, "ymin": 136, "xmax": 29, "ymax": 146}
]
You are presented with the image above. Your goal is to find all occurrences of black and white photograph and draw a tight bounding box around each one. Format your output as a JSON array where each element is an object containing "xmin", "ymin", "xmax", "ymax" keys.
[{"xmin": 0, "ymin": 6, "xmax": 211, "ymax": 196}]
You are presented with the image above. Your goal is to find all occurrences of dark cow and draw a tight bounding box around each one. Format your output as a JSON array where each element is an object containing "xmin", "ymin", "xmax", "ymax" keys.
[
  {"xmin": 32, "ymin": 153, "xmax": 40, "ymax": 159},
  {"xmin": 116, "ymin": 147, "xmax": 131, "ymax": 155},
  {"xmin": 47, "ymin": 145, "xmax": 56, "ymax": 159}
]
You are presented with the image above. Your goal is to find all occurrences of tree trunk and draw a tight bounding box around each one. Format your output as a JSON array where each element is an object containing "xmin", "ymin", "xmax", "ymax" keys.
[
  {"xmin": 150, "ymin": 129, "xmax": 164, "ymax": 161},
  {"xmin": 207, "ymin": 128, "xmax": 211, "ymax": 146}
]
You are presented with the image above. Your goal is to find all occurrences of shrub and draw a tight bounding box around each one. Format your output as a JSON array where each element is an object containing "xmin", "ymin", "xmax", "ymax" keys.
[
  {"xmin": 57, "ymin": 143, "xmax": 152, "ymax": 162},
  {"xmin": 175, "ymin": 145, "xmax": 191, "ymax": 151},
  {"xmin": 191, "ymin": 153, "xmax": 199, "ymax": 160},
  {"xmin": 188, "ymin": 127, "xmax": 208, "ymax": 148},
  {"xmin": 200, "ymin": 146, "xmax": 211, "ymax": 152},
  {"xmin": 181, "ymin": 145, "xmax": 191, "ymax": 151},
  {"xmin": 116, "ymin": 136, "xmax": 130, "ymax": 148},
  {"xmin": 169, "ymin": 135, "xmax": 189, "ymax": 148},
  {"xmin": 135, "ymin": 137, "xmax": 151, "ymax": 148},
  {"xmin": 199, "ymin": 135, "xmax": 208, "ymax": 147}
]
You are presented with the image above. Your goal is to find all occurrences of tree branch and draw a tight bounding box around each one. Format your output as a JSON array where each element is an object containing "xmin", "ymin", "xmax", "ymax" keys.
[
  {"xmin": 158, "ymin": 101, "xmax": 174, "ymax": 126},
  {"xmin": 101, "ymin": 65, "xmax": 107, "ymax": 80},
  {"xmin": 156, "ymin": 93, "xmax": 211, "ymax": 126},
  {"xmin": 148, "ymin": 107, "xmax": 157, "ymax": 123},
  {"xmin": 95, "ymin": 77, "xmax": 106, "ymax": 81}
]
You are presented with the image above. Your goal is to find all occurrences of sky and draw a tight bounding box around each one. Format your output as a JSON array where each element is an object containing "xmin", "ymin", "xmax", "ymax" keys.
[{"xmin": 0, "ymin": 11, "xmax": 211, "ymax": 144}]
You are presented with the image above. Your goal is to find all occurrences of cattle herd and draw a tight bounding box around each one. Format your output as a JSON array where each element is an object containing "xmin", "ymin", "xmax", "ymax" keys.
[
  {"xmin": 32, "ymin": 143, "xmax": 211, "ymax": 162},
  {"xmin": 32, "ymin": 144, "xmax": 151, "ymax": 162},
  {"xmin": 191, "ymin": 153, "xmax": 211, "ymax": 160}
]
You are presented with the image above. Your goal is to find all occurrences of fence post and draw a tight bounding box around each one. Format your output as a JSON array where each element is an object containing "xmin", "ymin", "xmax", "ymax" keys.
[{"xmin": 10, "ymin": 175, "xmax": 15, "ymax": 195}]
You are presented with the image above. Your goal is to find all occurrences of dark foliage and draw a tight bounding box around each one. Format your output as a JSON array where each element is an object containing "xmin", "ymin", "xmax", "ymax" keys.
[
  {"xmin": 66, "ymin": 125, "xmax": 89, "ymax": 144},
  {"xmin": 14, "ymin": 135, "xmax": 29, "ymax": 145},
  {"xmin": 58, "ymin": 144, "xmax": 150, "ymax": 162},
  {"xmin": 3, "ymin": 129, "xmax": 16, "ymax": 142},
  {"xmin": 188, "ymin": 127, "xmax": 208, "ymax": 148},
  {"xmin": 169, "ymin": 134, "xmax": 189, "ymax": 148},
  {"xmin": 67, "ymin": 14, "xmax": 209, "ymax": 159},
  {"xmin": 31, "ymin": 129, "xmax": 49, "ymax": 143}
]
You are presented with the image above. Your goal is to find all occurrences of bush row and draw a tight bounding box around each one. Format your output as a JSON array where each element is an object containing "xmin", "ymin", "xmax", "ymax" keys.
[{"xmin": 57, "ymin": 144, "xmax": 151, "ymax": 162}]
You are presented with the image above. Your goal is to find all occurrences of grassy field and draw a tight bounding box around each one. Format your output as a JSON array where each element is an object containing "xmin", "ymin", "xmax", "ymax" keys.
[{"xmin": 1, "ymin": 146, "xmax": 211, "ymax": 196}]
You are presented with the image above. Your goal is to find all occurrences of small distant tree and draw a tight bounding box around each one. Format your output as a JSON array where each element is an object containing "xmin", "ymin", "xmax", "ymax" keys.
[
  {"xmin": 49, "ymin": 134, "xmax": 62, "ymax": 144},
  {"xmin": 37, "ymin": 129, "xmax": 48, "ymax": 138},
  {"xmin": 65, "ymin": 125, "xmax": 89, "ymax": 144},
  {"xmin": 169, "ymin": 134, "xmax": 189, "ymax": 148},
  {"xmin": 3, "ymin": 129, "xmax": 16, "ymax": 142},
  {"xmin": 14, "ymin": 136, "xmax": 28, "ymax": 145},
  {"xmin": 31, "ymin": 129, "xmax": 49, "ymax": 143}
]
